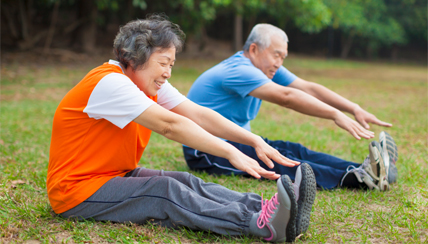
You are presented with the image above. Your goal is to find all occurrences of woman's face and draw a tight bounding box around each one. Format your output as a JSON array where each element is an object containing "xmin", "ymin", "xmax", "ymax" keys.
[{"xmin": 126, "ymin": 47, "xmax": 176, "ymax": 96}]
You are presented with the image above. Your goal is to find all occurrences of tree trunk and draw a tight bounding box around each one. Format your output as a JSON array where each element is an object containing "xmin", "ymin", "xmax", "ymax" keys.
[
  {"xmin": 18, "ymin": 30, "xmax": 48, "ymax": 50},
  {"xmin": 234, "ymin": 13, "xmax": 243, "ymax": 51},
  {"xmin": 340, "ymin": 30, "xmax": 355, "ymax": 59},
  {"xmin": 2, "ymin": 4, "xmax": 19, "ymax": 39},
  {"xmin": 198, "ymin": 26, "xmax": 208, "ymax": 52},
  {"xmin": 366, "ymin": 45, "xmax": 374, "ymax": 60},
  {"xmin": 18, "ymin": 0, "xmax": 29, "ymax": 40},
  {"xmin": 327, "ymin": 26, "xmax": 334, "ymax": 59},
  {"xmin": 63, "ymin": 17, "xmax": 88, "ymax": 35},
  {"xmin": 74, "ymin": 0, "xmax": 98, "ymax": 53},
  {"xmin": 126, "ymin": 0, "xmax": 136, "ymax": 22},
  {"xmin": 391, "ymin": 44, "xmax": 399, "ymax": 62},
  {"xmin": 44, "ymin": 1, "xmax": 60, "ymax": 54},
  {"xmin": 246, "ymin": 15, "xmax": 257, "ymax": 42}
]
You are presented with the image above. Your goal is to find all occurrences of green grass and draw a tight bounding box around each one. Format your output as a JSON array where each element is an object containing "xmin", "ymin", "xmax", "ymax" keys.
[{"xmin": 1, "ymin": 53, "xmax": 427, "ymax": 243}]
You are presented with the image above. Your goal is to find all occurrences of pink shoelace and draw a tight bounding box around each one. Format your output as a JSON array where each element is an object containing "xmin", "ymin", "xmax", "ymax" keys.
[{"xmin": 257, "ymin": 193, "xmax": 279, "ymax": 229}]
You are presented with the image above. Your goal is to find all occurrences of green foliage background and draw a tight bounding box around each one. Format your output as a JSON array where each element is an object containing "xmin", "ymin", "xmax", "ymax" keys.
[{"xmin": 2, "ymin": 0, "xmax": 426, "ymax": 60}]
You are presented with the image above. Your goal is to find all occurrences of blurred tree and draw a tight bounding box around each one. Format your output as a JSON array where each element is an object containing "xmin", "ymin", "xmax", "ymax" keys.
[
  {"xmin": 324, "ymin": 0, "xmax": 366, "ymax": 58},
  {"xmin": 233, "ymin": 0, "xmax": 243, "ymax": 51},
  {"xmin": 1, "ymin": 0, "xmax": 425, "ymax": 60},
  {"xmin": 1, "ymin": 0, "xmax": 50, "ymax": 50},
  {"xmin": 147, "ymin": 0, "xmax": 332, "ymax": 51},
  {"xmin": 0, "ymin": 0, "xmax": 148, "ymax": 52},
  {"xmin": 138, "ymin": 0, "xmax": 229, "ymax": 51},
  {"xmin": 73, "ymin": 0, "xmax": 147, "ymax": 53},
  {"xmin": 386, "ymin": 0, "xmax": 427, "ymax": 60},
  {"xmin": 249, "ymin": 0, "xmax": 332, "ymax": 33},
  {"xmin": 73, "ymin": 0, "xmax": 98, "ymax": 53},
  {"xmin": 325, "ymin": 0, "xmax": 425, "ymax": 59},
  {"xmin": 210, "ymin": 0, "xmax": 332, "ymax": 50}
]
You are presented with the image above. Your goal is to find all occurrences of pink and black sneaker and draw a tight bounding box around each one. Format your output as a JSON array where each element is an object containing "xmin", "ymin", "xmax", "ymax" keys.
[
  {"xmin": 293, "ymin": 163, "xmax": 317, "ymax": 236},
  {"xmin": 256, "ymin": 175, "xmax": 298, "ymax": 242}
]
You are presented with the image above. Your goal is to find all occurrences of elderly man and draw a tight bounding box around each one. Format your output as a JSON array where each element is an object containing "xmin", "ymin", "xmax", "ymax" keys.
[{"xmin": 184, "ymin": 23, "xmax": 398, "ymax": 191}]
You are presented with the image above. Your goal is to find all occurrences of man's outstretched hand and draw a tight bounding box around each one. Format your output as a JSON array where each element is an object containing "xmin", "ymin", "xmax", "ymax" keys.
[
  {"xmin": 334, "ymin": 112, "xmax": 375, "ymax": 140},
  {"xmin": 353, "ymin": 106, "xmax": 392, "ymax": 129}
]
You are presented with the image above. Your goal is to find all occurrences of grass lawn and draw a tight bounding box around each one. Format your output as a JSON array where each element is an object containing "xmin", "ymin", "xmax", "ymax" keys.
[{"xmin": 1, "ymin": 51, "xmax": 427, "ymax": 243}]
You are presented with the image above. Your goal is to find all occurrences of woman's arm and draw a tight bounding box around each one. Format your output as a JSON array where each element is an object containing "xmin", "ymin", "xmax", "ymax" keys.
[{"xmin": 133, "ymin": 103, "xmax": 287, "ymax": 179}]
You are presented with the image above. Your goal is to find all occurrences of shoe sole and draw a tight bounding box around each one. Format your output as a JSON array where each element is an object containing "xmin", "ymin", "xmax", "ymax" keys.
[
  {"xmin": 379, "ymin": 131, "xmax": 398, "ymax": 164},
  {"xmin": 379, "ymin": 131, "xmax": 398, "ymax": 183},
  {"xmin": 280, "ymin": 175, "xmax": 298, "ymax": 243},
  {"xmin": 388, "ymin": 163, "xmax": 398, "ymax": 183},
  {"xmin": 378, "ymin": 136, "xmax": 390, "ymax": 184},
  {"xmin": 371, "ymin": 141, "xmax": 389, "ymax": 191},
  {"xmin": 295, "ymin": 163, "xmax": 317, "ymax": 236}
]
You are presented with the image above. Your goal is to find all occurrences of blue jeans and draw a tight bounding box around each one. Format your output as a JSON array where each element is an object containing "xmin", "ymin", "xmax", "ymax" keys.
[{"xmin": 183, "ymin": 138, "xmax": 360, "ymax": 189}]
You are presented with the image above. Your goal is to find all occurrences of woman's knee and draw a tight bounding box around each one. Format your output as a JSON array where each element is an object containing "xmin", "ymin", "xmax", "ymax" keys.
[{"xmin": 176, "ymin": 171, "xmax": 204, "ymax": 184}]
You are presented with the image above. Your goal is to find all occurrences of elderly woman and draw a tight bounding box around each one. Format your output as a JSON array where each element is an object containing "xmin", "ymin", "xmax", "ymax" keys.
[{"xmin": 46, "ymin": 15, "xmax": 316, "ymax": 242}]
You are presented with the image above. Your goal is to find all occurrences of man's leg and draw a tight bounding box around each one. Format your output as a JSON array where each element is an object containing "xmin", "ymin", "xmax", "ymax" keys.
[
  {"xmin": 183, "ymin": 145, "xmax": 249, "ymax": 176},
  {"xmin": 263, "ymin": 138, "xmax": 361, "ymax": 189},
  {"xmin": 184, "ymin": 138, "xmax": 360, "ymax": 189},
  {"xmin": 61, "ymin": 169, "xmax": 258, "ymax": 236},
  {"xmin": 265, "ymin": 139, "xmax": 359, "ymax": 170}
]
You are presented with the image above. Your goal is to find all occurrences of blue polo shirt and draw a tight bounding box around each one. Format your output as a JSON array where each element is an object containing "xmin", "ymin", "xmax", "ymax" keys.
[{"xmin": 187, "ymin": 51, "xmax": 297, "ymax": 131}]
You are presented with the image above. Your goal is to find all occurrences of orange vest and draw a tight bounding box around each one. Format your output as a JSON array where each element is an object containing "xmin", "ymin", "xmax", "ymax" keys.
[{"xmin": 47, "ymin": 63, "xmax": 157, "ymax": 214}]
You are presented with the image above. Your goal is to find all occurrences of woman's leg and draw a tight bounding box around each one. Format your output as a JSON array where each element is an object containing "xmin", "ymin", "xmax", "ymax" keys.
[
  {"xmin": 61, "ymin": 172, "xmax": 256, "ymax": 236},
  {"xmin": 126, "ymin": 168, "xmax": 262, "ymax": 212}
]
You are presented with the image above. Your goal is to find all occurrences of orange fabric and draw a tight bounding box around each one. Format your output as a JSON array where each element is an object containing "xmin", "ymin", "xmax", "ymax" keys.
[{"xmin": 47, "ymin": 63, "xmax": 157, "ymax": 214}]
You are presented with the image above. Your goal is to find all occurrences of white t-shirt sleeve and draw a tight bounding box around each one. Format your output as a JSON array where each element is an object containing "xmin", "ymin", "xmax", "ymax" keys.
[
  {"xmin": 83, "ymin": 73, "xmax": 155, "ymax": 129},
  {"xmin": 157, "ymin": 80, "xmax": 188, "ymax": 110}
]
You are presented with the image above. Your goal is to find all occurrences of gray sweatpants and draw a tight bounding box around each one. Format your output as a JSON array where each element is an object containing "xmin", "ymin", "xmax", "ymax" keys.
[{"xmin": 61, "ymin": 168, "xmax": 262, "ymax": 236}]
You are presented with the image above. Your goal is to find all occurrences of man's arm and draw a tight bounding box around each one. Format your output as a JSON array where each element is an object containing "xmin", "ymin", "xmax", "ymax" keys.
[
  {"xmin": 288, "ymin": 78, "xmax": 392, "ymax": 129},
  {"xmin": 170, "ymin": 100, "xmax": 299, "ymax": 169},
  {"xmin": 249, "ymin": 82, "xmax": 375, "ymax": 140},
  {"xmin": 134, "ymin": 103, "xmax": 298, "ymax": 179}
]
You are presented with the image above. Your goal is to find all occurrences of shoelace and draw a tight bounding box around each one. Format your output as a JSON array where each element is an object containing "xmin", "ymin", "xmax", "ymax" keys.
[
  {"xmin": 340, "ymin": 158, "xmax": 373, "ymax": 187},
  {"xmin": 346, "ymin": 159, "xmax": 374, "ymax": 181},
  {"xmin": 361, "ymin": 156, "xmax": 371, "ymax": 169},
  {"xmin": 257, "ymin": 193, "xmax": 279, "ymax": 229}
]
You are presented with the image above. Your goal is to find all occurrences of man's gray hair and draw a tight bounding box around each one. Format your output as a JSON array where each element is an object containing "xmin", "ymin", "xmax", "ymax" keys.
[
  {"xmin": 243, "ymin": 24, "xmax": 288, "ymax": 51},
  {"xmin": 113, "ymin": 14, "xmax": 185, "ymax": 70}
]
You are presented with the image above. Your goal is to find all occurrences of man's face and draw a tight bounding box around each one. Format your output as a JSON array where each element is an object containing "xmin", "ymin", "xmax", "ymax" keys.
[
  {"xmin": 251, "ymin": 35, "xmax": 288, "ymax": 79},
  {"xmin": 128, "ymin": 47, "xmax": 176, "ymax": 97}
]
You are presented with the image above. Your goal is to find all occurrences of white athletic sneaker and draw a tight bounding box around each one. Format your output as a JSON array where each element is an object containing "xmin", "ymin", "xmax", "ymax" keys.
[
  {"xmin": 341, "ymin": 163, "xmax": 380, "ymax": 190},
  {"xmin": 363, "ymin": 141, "xmax": 389, "ymax": 191},
  {"xmin": 379, "ymin": 131, "xmax": 398, "ymax": 183}
]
